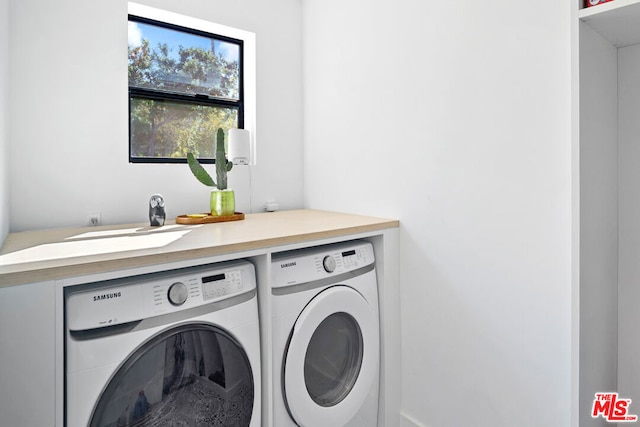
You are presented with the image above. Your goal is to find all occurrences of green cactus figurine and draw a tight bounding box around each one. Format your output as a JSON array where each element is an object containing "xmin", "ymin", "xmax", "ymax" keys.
[
  {"xmin": 187, "ymin": 128, "xmax": 235, "ymax": 216},
  {"xmin": 187, "ymin": 128, "xmax": 234, "ymax": 190}
]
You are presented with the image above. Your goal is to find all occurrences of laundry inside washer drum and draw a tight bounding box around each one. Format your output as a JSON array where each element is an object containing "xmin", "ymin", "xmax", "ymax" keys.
[{"xmin": 89, "ymin": 324, "xmax": 254, "ymax": 427}]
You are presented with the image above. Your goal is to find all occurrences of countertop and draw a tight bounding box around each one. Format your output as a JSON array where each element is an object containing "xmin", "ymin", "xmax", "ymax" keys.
[{"xmin": 0, "ymin": 209, "xmax": 399, "ymax": 287}]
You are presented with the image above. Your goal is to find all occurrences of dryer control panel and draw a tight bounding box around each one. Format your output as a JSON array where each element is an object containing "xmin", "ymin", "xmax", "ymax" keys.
[
  {"xmin": 66, "ymin": 260, "xmax": 255, "ymax": 332},
  {"xmin": 272, "ymin": 240, "xmax": 375, "ymax": 288}
]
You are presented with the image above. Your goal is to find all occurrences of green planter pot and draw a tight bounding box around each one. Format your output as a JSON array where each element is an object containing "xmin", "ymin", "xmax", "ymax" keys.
[{"xmin": 210, "ymin": 189, "xmax": 235, "ymax": 216}]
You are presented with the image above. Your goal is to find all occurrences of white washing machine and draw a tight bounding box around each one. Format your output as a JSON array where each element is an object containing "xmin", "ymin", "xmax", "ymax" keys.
[
  {"xmin": 65, "ymin": 259, "xmax": 261, "ymax": 427},
  {"xmin": 271, "ymin": 240, "xmax": 379, "ymax": 427}
]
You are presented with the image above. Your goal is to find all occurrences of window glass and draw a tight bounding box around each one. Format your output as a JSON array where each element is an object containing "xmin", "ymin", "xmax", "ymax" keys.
[
  {"xmin": 90, "ymin": 324, "xmax": 254, "ymax": 426},
  {"xmin": 130, "ymin": 97, "xmax": 238, "ymax": 160},
  {"xmin": 303, "ymin": 313, "xmax": 364, "ymax": 407},
  {"xmin": 128, "ymin": 21, "xmax": 240, "ymax": 100}
]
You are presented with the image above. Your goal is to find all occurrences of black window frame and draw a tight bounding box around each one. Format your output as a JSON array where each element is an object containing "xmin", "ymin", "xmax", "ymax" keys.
[{"xmin": 128, "ymin": 15, "xmax": 245, "ymax": 164}]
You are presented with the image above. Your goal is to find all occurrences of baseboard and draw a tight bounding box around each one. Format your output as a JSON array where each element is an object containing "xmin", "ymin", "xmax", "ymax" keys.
[{"xmin": 400, "ymin": 412, "xmax": 428, "ymax": 427}]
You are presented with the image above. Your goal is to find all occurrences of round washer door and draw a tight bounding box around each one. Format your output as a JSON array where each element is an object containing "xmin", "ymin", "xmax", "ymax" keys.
[
  {"xmin": 89, "ymin": 323, "xmax": 254, "ymax": 427},
  {"xmin": 284, "ymin": 285, "xmax": 379, "ymax": 427}
]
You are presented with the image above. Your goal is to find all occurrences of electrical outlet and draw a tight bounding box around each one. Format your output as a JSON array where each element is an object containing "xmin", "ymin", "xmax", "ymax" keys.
[
  {"xmin": 265, "ymin": 200, "xmax": 279, "ymax": 212},
  {"xmin": 87, "ymin": 212, "xmax": 101, "ymax": 227}
]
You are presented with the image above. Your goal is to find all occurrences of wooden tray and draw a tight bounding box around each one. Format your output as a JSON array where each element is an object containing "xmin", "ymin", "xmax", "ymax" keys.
[{"xmin": 176, "ymin": 212, "xmax": 245, "ymax": 225}]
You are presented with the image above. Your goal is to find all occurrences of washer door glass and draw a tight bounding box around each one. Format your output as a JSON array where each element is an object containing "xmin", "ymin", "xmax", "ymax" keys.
[
  {"xmin": 304, "ymin": 312, "xmax": 363, "ymax": 406},
  {"xmin": 90, "ymin": 324, "xmax": 254, "ymax": 427}
]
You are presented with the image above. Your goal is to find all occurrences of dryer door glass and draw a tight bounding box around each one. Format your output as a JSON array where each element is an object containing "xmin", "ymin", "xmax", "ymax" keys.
[
  {"xmin": 89, "ymin": 324, "xmax": 254, "ymax": 427},
  {"xmin": 304, "ymin": 312, "xmax": 363, "ymax": 407}
]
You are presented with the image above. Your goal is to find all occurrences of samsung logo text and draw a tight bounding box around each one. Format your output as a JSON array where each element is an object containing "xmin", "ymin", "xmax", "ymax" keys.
[
  {"xmin": 280, "ymin": 262, "xmax": 297, "ymax": 268},
  {"xmin": 93, "ymin": 292, "xmax": 122, "ymax": 302}
]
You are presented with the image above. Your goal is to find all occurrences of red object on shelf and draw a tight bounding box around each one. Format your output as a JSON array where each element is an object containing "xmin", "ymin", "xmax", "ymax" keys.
[{"xmin": 585, "ymin": 0, "xmax": 614, "ymax": 7}]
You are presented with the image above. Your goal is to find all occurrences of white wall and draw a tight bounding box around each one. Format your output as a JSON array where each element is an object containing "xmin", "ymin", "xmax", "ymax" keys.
[
  {"xmin": 8, "ymin": 0, "xmax": 303, "ymax": 231},
  {"xmin": 579, "ymin": 22, "xmax": 619, "ymax": 427},
  {"xmin": 0, "ymin": 0, "xmax": 9, "ymax": 245},
  {"xmin": 303, "ymin": 1, "xmax": 574, "ymax": 426},
  {"xmin": 618, "ymin": 42, "xmax": 640, "ymax": 407}
]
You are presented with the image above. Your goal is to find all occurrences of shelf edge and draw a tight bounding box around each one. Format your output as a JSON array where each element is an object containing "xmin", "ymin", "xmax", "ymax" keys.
[{"xmin": 579, "ymin": 0, "xmax": 640, "ymax": 20}]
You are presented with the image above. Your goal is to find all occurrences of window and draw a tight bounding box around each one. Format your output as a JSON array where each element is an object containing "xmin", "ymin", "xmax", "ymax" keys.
[{"xmin": 128, "ymin": 14, "xmax": 243, "ymax": 163}]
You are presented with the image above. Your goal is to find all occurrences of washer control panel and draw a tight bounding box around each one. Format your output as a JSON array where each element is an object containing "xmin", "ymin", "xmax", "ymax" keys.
[
  {"xmin": 201, "ymin": 269, "xmax": 244, "ymax": 300},
  {"xmin": 272, "ymin": 241, "xmax": 375, "ymax": 288},
  {"xmin": 66, "ymin": 260, "xmax": 255, "ymax": 332}
]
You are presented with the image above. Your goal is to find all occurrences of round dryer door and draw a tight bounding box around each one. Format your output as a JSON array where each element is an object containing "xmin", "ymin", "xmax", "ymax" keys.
[
  {"xmin": 283, "ymin": 285, "xmax": 379, "ymax": 427},
  {"xmin": 89, "ymin": 323, "xmax": 254, "ymax": 427}
]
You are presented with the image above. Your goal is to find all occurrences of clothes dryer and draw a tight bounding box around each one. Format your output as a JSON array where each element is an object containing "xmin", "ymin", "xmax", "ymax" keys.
[
  {"xmin": 65, "ymin": 260, "xmax": 260, "ymax": 427},
  {"xmin": 271, "ymin": 241, "xmax": 379, "ymax": 427}
]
